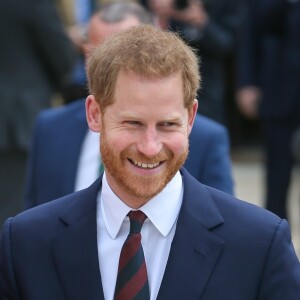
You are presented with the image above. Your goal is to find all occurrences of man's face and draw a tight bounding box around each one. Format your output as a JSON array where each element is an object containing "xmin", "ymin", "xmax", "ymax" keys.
[{"xmin": 99, "ymin": 70, "xmax": 197, "ymax": 207}]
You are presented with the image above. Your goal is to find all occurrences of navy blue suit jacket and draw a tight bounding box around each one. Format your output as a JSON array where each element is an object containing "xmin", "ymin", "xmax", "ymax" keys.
[
  {"xmin": 24, "ymin": 99, "xmax": 234, "ymax": 208},
  {"xmin": 1, "ymin": 169, "xmax": 300, "ymax": 299}
]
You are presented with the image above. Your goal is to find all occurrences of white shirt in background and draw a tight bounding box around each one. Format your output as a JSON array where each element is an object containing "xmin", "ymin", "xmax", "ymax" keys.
[{"xmin": 74, "ymin": 130, "xmax": 100, "ymax": 191}]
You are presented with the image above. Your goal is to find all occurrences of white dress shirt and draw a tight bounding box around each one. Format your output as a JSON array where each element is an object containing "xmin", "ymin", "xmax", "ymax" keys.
[{"xmin": 97, "ymin": 171, "xmax": 184, "ymax": 300}]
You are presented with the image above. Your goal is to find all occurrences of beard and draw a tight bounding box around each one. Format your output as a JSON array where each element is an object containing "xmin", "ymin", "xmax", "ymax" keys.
[{"xmin": 100, "ymin": 129, "xmax": 188, "ymax": 201}]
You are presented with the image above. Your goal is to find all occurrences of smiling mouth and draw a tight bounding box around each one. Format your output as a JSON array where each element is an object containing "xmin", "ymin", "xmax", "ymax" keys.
[{"xmin": 129, "ymin": 158, "xmax": 163, "ymax": 169}]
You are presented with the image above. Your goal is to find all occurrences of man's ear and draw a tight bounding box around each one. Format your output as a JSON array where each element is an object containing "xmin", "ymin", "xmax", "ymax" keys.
[
  {"xmin": 187, "ymin": 99, "xmax": 198, "ymax": 135},
  {"xmin": 85, "ymin": 95, "xmax": 102, "ymax": 132}
]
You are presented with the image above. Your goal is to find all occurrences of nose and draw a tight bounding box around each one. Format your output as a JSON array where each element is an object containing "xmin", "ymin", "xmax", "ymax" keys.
[{"xmin": 136, "ymin": 127, "xmax": 163, "ymax": 157}]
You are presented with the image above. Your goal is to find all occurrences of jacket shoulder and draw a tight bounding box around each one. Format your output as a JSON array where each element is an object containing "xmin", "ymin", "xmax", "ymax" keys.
[
  {"xmin": 37, "ymin": 99, "xmax": 85, "ymax": 124},
  {"xmin": 192, "ymin": 115, "xmax": 228, "ymax": 139}
]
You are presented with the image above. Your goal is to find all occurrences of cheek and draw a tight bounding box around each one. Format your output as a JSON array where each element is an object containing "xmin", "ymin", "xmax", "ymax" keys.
[
  {"xmin": 164, "ymin": 133, "xmax": 189, "ymax": 154},
  {"xmin": 104, "ymin": 131, "xmax": 135, "ymax": 152}
]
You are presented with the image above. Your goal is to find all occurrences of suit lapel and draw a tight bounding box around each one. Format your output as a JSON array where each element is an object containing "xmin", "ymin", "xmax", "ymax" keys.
[
  {"xmin": 157, "ymin": 169, "xmax": 224, "ymax": 299},
  {"xmin": 52, "ymin": 178, "xmax": 104, "ymax": 300}
]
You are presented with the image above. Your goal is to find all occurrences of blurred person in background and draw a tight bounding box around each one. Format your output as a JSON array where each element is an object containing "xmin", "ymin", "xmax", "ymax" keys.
[
  {"xmin": 24, "ymin": 1, "xmax": 234, "ymax": 209},
  {"xmin": 0, "ymin": 0, "xmax": 76, "ymax": 225},
  {"xmin": 56, "ymin": 0, "xmax": 141, "ymax": 103},
  {"xmin": 55, "ymin": 0, "xmax": 102, "ymax": 103},
  {"xmin": 236, "ymin": 0, "xmax": 300, "ymax": 220},
  {"xmin": 141, "ymin": 0, "xmax": 245, "ymax": 125}
]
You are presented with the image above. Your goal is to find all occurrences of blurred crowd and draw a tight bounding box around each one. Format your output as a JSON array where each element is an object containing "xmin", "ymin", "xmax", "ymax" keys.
[{"xmin": 0, "ymin": 0, "xmax": 299, "ymax": 225}]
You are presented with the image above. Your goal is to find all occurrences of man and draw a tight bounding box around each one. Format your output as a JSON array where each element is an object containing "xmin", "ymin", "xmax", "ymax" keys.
[
  {"xmin": 236, "ymin": 0, "xmax": 300, "ymax": 219},
  {"xmin": 1, "ymin": 25, "xmax": 299, "ymax": 299},
  {"xmin": 0, "ymin": 0, "xmax": 76, "ymax": 226},
  {"xmin": 24, "ymin": 2, "xmax": 234, "ymax": 209}
]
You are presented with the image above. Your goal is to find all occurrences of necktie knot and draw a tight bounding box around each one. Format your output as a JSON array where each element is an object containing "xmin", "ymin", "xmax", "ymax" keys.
[{"xmin": 128, "ymin": 210, "xmax": 147, "ymax": 234}]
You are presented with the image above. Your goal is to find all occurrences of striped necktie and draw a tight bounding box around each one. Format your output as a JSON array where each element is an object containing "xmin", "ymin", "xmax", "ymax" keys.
[{"xmin": 114, "ymin": 210, "xmax": 150, "ymax": 300}]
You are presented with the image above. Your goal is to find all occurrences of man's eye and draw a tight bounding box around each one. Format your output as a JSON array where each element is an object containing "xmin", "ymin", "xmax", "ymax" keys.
[
  {"xmin": 125, "ymin": 120, "xmax": 141, "ymax": 126},
  {"xmin": 160, "ymin": 122, "xmax": 176, "ymax": 127}
]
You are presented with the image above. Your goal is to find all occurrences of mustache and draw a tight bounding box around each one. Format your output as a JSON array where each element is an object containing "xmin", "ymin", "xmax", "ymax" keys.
[{"xmin": 121, "ymin": 148, "xmax": 173, "ymax": 163}]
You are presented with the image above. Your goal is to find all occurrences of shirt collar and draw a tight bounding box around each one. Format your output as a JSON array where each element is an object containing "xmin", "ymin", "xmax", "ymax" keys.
[{"xmin": 100, "ymin": 171, "xmax": 183, "ymax": 239}]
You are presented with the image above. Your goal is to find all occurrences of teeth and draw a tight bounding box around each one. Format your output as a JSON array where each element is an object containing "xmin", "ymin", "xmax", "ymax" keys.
[{"xmin": 132, "ymin": 160, "xmax": 160, "ymax": 169}]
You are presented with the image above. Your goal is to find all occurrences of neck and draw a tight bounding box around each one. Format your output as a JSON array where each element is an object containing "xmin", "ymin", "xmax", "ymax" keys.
[{"xmin": 105, "ymin": 172, "xmax": 151, "ymax": 209}]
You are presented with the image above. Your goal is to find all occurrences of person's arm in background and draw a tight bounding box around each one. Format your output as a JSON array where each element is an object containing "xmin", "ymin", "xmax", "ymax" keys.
[
  {"xmin": 235, "ymin": 0, "xmax": 262, "ymax": 119},
  {"xmin": 236, "ymin": 0, "xmax": 300, "ymax": 119}
]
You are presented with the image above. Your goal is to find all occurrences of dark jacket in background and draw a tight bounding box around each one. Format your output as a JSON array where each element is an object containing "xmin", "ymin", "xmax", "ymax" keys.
[
  {"xmin": 0, "ymin": 0, "xmax": 76, "ymax": 151},
  {"xmin": 236, "ymin": 0, "xmax": 300, "ymax": 219},
  {"xmin": 237, "ymin": 0, "xmax": 300, "ymax": 120}
]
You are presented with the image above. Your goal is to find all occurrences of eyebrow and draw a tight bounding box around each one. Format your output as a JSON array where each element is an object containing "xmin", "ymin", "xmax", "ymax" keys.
[{"xmin": 118, "ymin": 111, "xmax": 183, "ymax": 121}]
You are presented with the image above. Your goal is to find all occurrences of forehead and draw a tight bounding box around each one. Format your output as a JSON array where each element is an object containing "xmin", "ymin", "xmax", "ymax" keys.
[
  {"xmin": 116, "ymin": 68, "xmax": 183, "ymax": 88},
  {"xmin": 112, "ymin": 69, "xmax": 185, "ymax": 110}
]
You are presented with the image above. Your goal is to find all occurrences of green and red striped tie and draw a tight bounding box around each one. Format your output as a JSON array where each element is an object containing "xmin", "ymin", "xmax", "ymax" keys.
[{"xmin": 114, "ymin": 210, "xmax": 150, "ymax": 300}]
